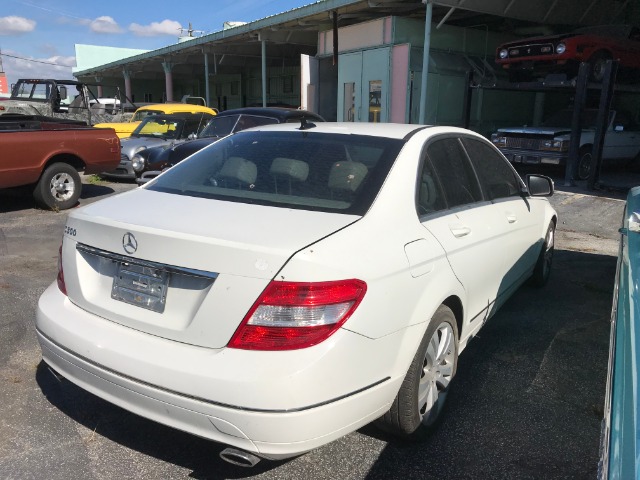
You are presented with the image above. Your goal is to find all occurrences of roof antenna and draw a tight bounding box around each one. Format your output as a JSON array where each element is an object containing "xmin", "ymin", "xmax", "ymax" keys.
[{"xmin": 298, "ymin": 117, "xmax": 316, "ymax": 130}]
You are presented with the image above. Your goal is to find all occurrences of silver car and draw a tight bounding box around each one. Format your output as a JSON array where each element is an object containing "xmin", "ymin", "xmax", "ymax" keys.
[{"xmin": 102, "ymin": 112, "xmax": 213, "ymax": 180}]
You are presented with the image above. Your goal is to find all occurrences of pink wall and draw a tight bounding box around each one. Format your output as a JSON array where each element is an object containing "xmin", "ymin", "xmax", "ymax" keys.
[
  {"xmin": 320, "ymin": 18, "xmax": 386, "ymax": 54},
  {"xmin": 390, "ymin": 44, "xmax": 409, "ymax": 123}
]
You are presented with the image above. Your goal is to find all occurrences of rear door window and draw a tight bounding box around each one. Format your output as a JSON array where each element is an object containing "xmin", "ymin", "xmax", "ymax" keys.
[
  {"xmin": 425, "ymin": 137, "xmax": 483, "ymax": 209},
  {"xmin": 461, "ymin": 137, "xmax": 522, "ymax": 201}
]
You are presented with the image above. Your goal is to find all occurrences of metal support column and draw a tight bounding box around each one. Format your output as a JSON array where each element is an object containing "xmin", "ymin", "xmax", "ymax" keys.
[
  {"xmin": 564, "ymin": 62, "xmax": 589, "ymax": 186},
  {"xmin": 122, "ymin": 69, "xmax": 132, "ymax": 104},
  {"xmin": 162, "ymin": 61, "xmax": 174, "ymax": 102},
  {"xmin": 204, "ymin": 52, "xmax": 210, "ymax": 108},
  {"xmin": 94, "ymin": 76, "xmax": 103, "ymax": 98},
  {"xmin": 261, "ymin": 39, "xmax": 267, "ymax": 108},
  {"xmin": 587, "ymin": 60, "xmax": 619, "ymax": 190},
  {"xmin": 418, "ymin": 0, "xmax": 433, "ymax": 125},
  {"xmin": 462, "ymin": 70, "xmax": 474, "ymax": 129}
]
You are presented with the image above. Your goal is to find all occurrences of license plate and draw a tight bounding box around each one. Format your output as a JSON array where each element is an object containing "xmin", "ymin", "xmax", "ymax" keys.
[{"xmin": 111, "ymin": 262, "xmax": 169, "ymax": 313}]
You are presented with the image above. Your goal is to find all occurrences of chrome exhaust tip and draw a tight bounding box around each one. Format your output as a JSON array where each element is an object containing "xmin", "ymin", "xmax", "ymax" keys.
[{"xmin": 219, "ymin": 448, "xmax": 261, "ymax": 467}]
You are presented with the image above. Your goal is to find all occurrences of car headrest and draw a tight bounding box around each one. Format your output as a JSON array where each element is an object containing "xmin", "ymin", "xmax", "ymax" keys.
[
  {"xmin": 218, "ymin": 157, "xmax": 257, "ymax": 185},
  {"xmin": 270, "ymin": 157, "xmax": 309, "ymax": 182},
  {"xmin": 328, "ymin": 161, "xmax": 368, "ymax": 192}
]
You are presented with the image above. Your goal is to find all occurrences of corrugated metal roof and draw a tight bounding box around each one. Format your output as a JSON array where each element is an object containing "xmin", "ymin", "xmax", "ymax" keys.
[{"xmin": 74, "ymin": 0, "xmax": 362, "ymax": 77}]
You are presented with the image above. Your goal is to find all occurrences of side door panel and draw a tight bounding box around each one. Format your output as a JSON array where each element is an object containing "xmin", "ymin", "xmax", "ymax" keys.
[
  {"xmin": 423, "ymin": 206, "xmax": 508, "ymax": 324},
  {"xmin": 461, "ymin": 137, "xmax": 543, "ymax": 300},
  {"xmin": 418, "ymin": 137, "xmax": 504, "ymax": 329}
]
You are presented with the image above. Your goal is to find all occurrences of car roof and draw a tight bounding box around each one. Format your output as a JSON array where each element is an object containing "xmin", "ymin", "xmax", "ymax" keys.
[
  {"xmin": 140, "ymin": 112, "xmax": 211, "ymax": 121},
  {"xmin": 136, "ymin": 103, "xmax": 217, "ymax": 115},
  {"xmin": 242, "ymin": 121, "xmax": 430, "ymax": 139},
  {"xmin": 216, "ymin": 107, "xmax": 324, "ymax": 121}
]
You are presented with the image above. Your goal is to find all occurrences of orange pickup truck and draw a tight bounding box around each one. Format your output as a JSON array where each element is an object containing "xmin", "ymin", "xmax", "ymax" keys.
[{"xmin": 0, "ymin": 115, "xmax": 120, "ymax": 210}]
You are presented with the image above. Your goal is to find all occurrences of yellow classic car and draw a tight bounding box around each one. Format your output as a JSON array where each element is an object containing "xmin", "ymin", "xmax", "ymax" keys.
[{"xmin": 94, "ymin": 103, "xmax": 217, "ymax": 138}]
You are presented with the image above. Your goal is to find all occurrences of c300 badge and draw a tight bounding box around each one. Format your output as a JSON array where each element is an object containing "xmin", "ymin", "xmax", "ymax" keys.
[{"xmin": 122, "ymin": 232, "xmax": 138, "ymax": 254}]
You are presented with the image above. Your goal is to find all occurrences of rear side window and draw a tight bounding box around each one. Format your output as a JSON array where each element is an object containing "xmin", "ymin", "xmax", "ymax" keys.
[
  {"xmin": 425, "ymin": 138, "xmax": 482, "ymax": 209},
  {"xmin": 201, "ymin": 115, "xmax": 239, "ymax": 138},
  {"xmin": 461, "ymin": 137, "xmax": 522, "ymax": 200},
  {"xmin": 183, "ymin": 117, "xmax": 210, "ymax": 138},
  {"xmin": 417, "ymin": 156, "xmax": 447, "ymax": 215}
]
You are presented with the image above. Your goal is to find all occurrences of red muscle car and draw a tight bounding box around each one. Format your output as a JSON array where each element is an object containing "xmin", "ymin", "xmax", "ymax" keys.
[{"xmin": 495, "ymin": 25, "xmax": 640, "ymax": 82}]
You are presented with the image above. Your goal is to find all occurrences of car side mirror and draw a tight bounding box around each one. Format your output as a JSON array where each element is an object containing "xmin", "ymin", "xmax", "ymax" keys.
[
  {"xmin": 526, "ymin": 174, "xmax": 554, "ymax": 197},
  {"xmin": 614, "ymin": 125, "xmax": 624, "ymax": 132},
  {"xmin": 58, "ymin": 86, "xmax": 67, "ymax": 100}
]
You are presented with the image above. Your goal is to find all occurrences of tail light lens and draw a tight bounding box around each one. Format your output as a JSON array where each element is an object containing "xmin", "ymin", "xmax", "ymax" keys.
[
  {"xmin": 228, "ymin": 279, "xmax": 367, "ymax": 350},
  {"xmin": 57, "ymin": 244, "xmax": 67, "ymax": 295}
]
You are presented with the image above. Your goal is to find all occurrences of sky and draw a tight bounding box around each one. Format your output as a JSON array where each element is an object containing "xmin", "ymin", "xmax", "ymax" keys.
[{"xmin": 0, "ymin": 0, "xmax": 313, "ymax": 89}]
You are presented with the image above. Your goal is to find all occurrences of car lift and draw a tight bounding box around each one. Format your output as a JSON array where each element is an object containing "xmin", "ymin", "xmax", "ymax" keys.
[{"xmin": 463, "ymin": 60, "xmax": 622, "ymax": 191}]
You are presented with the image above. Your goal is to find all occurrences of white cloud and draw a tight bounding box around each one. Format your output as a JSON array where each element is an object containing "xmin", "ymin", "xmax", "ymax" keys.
[
  {"xmin": 129, "ymin": 19, "xmax": 181, "ymax": 37},
  {"xmin": 2, "ymin": 49, "xmax": 75, "ymax": 88},
  {"xmin": 90, "ymin": 16, "xmax": 123, "ymax": 34},
  {"xmin": 0, "ymin": 16, "xmax": 36, "ymax": 35}
]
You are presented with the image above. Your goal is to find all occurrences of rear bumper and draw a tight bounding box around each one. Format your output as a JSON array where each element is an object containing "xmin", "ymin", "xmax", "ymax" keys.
[
  {"xmin": 36, "ymin": 283, "xmax": 403, "ymax": 459},
  {"xmin": 498, "ymin": 148, "xmax": 567, "ymax": 166}
]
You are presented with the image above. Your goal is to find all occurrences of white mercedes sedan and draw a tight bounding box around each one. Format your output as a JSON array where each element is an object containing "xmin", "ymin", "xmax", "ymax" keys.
[{"xmin": 36, "ymin": 122, "xmax": 557, "ymax": 466}]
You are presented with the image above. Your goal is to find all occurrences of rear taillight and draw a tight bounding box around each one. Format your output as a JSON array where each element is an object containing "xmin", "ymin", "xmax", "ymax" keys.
[
  {"xmin": 57, "ymin": 245, "xmax": 67, "ymax": 295},
  {"xmin": 228, "ymin": 279, "xmax": 367, "ymax": 350}
]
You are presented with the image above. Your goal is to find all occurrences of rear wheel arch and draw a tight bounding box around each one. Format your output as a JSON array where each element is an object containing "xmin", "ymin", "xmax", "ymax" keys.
[
  {"xmin": 442, "ymin": 295, "xmax": 463, "ymax": 340},
  {"xmin": 376, "ymin": 303, "xmax": 460, "ymax": 438},
  {"xmin": 43, "ymin": 153, "xmax": 85, "ymax": 173}
]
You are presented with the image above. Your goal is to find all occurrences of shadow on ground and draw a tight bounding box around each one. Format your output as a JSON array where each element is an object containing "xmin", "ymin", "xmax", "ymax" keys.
[{"xmin": 0, "ymin": 183, "xmax": 119, "ymax": 214}]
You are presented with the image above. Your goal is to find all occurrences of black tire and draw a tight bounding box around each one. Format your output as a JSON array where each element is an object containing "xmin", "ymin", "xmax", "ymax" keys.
[
  {"xmin": 377, "ymin": 305, "xmax": 459, "ymax": 440},
  {"xmin": 577, "ymin": 146, "xmax": 593, "ymax": 181},
  {"xmin": 33, "ymin": 163, "xmax": 82, "ymax": 210},
  {"xmin": 588, "ymin": 50, "xmax": 611, "ymax": 83},
  {"xmin": 531, "ymin": 221, "xmax": 555, "ymax": 287}
]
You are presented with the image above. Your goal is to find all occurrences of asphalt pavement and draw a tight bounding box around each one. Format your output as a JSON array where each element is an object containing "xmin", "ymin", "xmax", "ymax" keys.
[{"xmin": 0, "ymin": 172, "xmax": 630, "ymax": 479}]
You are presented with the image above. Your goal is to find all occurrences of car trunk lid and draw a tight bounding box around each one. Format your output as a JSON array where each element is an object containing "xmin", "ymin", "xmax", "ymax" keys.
[{"xmin": 62, "ymin": 189, "xmax": 359, "ymax": 348}]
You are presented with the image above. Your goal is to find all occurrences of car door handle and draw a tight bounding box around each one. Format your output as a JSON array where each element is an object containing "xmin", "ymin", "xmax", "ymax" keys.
[
  {"xmin": 506, "ymin": 214, "xmax": 517, "ymax": 224},
  {"xmin": 450, "ymin": 226, "xmax": 471, "ymax": 238}
]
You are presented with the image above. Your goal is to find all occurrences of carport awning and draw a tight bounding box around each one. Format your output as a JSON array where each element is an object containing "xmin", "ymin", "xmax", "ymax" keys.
[{"xmin": 430, "ymin": 0, "xmax": 628, "ymax": 26}]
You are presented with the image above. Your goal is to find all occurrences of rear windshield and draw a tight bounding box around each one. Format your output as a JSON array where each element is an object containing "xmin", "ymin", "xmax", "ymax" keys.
[
  {"xmin": 147, "ymin": 130, "xmax": 404, "ymax": 215},
  {"xmin": 132, "ymin": 117, "xmax": 183, "ymax": 139},
  {"xmin": 133, "ymin": 109, "xmax": 164, "ymax": 121}
]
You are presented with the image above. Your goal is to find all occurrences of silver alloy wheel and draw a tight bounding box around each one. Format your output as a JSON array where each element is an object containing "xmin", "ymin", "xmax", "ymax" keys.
[
  {"xmin": 418, "ymin": 321, "xmax": 455, "ymax": 426},
  {"xmin": 49, "ymin": 172, "xmax": 75, "ymax": 201}
]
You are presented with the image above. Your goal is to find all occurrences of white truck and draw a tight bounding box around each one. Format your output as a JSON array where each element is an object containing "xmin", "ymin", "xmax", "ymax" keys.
[{"xmin": 491, "ymin": 109, "xmax": 640, "ymax": 179}]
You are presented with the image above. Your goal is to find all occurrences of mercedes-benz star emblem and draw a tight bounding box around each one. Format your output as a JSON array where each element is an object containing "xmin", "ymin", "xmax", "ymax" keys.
[{"xmin": 122, "ymin": 232, "xmax": 138, "ymax": 254}]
